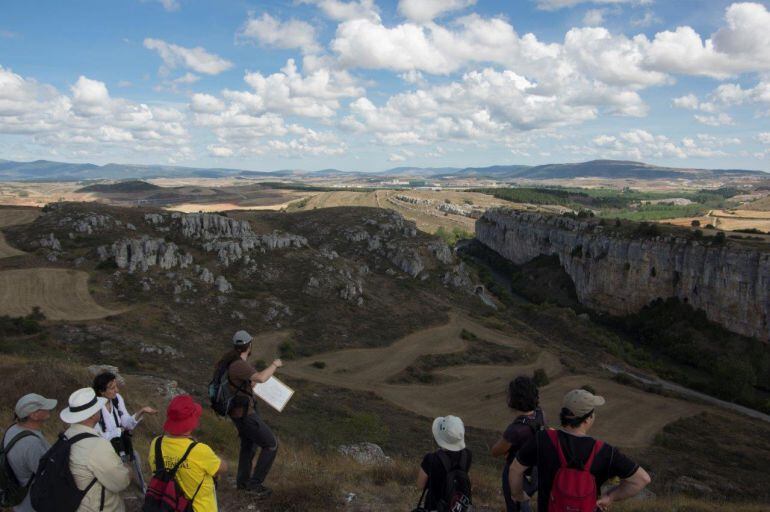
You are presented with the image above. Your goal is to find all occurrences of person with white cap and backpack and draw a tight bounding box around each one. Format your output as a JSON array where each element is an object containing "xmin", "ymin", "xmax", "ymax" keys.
[
  {"xmin": 414, "ymin": 415, "xmax": 473, "ymax": 512},
  {"xmin": 30, "ymin": 387, "xmax": 131, "ymax": 512}
]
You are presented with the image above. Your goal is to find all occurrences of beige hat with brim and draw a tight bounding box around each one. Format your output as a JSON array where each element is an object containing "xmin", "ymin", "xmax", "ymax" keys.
[
  {"xmin": 562, "ymin": 388, "xmax": 605, "ymax": 417},
  {"xmin": 60, "ymin": 388, "xmax": 108, "ymax": 424},
  {"xmin": 432, "ymin": 415, "xmax": 466, "ymax": 451}
]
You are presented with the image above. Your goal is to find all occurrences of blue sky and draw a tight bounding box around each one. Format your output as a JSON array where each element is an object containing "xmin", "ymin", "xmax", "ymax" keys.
[{"xmin": 1, "ymin": 0, "xmax": 769, "ymax": 172}]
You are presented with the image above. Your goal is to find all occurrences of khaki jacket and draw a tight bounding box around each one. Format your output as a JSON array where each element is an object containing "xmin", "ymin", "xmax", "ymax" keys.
[{"xmin": 64, "ymin": 424, "xmax": 131, "ymax": 512}]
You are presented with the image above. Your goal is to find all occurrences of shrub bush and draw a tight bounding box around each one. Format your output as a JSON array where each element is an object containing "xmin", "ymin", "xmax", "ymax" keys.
[{"xmin": 533, "ymin": 368, "xmax": 549, "ymax": 386}]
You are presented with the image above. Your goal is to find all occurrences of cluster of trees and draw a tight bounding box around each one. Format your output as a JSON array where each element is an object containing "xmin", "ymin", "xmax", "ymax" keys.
[{"xmin": 608, "ymin": 298, "xmax": 770, "ymax": 412}]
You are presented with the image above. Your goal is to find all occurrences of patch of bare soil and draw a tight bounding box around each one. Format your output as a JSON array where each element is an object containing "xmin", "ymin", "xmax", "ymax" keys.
[{"xmin": 283, "ymin": 313, "xmax": 704, "ymax": 448}]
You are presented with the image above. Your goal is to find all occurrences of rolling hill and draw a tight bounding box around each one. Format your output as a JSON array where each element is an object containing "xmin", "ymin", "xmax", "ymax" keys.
[{"xmin": 0, "ymin": 158, "xmax": 765, "ymax": 182}]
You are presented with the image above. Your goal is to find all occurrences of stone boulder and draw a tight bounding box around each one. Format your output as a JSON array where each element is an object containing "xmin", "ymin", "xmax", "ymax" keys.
[
  {"xmin": 87, "ymin": 364, "xmax": 126, "ymax": 385},
  {"xmin": 337, "ymin": 443, "xmax": 391, "ymax": 465}
]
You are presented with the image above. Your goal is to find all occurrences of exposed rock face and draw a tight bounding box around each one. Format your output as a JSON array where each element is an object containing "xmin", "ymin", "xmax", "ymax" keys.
[
  {"xmin": 102, "ymin": 237, "xmax": 193, "ymax": 273},
  {"xmin": 40, "ymin": 233, "xmax": 61, "ymax": 251},
  {"xmin": 215, "ymin": 275, "xmax": 232, "ymax": 293},
  {"xmin": 388, "ymin": 246, "xmax": 424, "ymax": 277},
  {"xmin": 428, "ymin": 240, "xmax": 454, "ymax": 264},
  {"xmin": 476, "ymin": 209, "xmax": 770, "ymax": 340},
  {"xmin": 142, "ymin": 212, "xmax": 308, "ymax": 266},
  {"xmin": 337, "ymin": 443, "xmax": 391, "ymax": 465}
]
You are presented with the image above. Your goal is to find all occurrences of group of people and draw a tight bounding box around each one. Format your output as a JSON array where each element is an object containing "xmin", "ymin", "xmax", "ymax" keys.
[
  {"xmin": 0, "ymin": 330, "xmax": 283, "ymax": 512},
  {"xmin": 0, "ymin": 330, "xmax": 651, "ymax": 512},
  {"xmin": 415, "ymin": 376, "xmax": 651, "ymax": 512}
]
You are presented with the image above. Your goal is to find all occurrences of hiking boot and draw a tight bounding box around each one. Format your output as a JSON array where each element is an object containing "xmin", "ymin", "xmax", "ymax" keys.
[{"xmin": 238, "ymin": 483, "xmax": 272, "ymax": 498}]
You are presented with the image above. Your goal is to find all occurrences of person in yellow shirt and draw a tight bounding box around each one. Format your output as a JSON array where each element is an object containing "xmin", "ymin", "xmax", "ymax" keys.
[{"xmin": 148, "ymin": 395, "xmax": 227, "ymax": 512}]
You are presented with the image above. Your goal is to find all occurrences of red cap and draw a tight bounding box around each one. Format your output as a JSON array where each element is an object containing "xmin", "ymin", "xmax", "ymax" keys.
[{"xmin": 163, "ymin": 395, "xmax": 202, "ymax": 436}]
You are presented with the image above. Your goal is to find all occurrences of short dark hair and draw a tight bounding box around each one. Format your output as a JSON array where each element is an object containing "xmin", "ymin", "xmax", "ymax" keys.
[
  {"xmin": 559, "ymin": 407, "xmax": 594, "ymax": 428},
  {"xmin": 93, "ymin": 372, "xmax": 117, "ymax": 395},
  {"xmin": 507, "ymin": 376, "xmax": 540, "ymax": 411}
]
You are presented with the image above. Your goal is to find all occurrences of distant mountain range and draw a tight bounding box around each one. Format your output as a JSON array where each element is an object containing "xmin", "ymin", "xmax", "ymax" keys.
[{"xmin": 0, "ymin": 158, "xmax": 765, "ymax": 182}]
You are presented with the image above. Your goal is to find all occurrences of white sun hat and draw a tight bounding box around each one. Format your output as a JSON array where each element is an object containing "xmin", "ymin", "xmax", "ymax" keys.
[
  {"xmin": 432, "ymin": 415, "xmax": 466, "ymax": 451},
  {"xmin": 60, "ymin": 388, "xmax": 108, "ymax": 424}
]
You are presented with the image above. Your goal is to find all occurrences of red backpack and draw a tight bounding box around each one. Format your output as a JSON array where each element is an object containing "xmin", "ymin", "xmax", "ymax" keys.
[
  {"xmin": 546, "ymin": 429, "xmax": 604, "ymax": 512},
  {"xmin": 142, "ymin": 437, "xmax": 202, "ymax": 512}
]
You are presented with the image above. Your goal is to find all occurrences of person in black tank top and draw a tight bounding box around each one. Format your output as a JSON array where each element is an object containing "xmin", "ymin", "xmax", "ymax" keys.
[{"xmin": 491, "ymin": 376, "xmax": 544, "ymax": 512}]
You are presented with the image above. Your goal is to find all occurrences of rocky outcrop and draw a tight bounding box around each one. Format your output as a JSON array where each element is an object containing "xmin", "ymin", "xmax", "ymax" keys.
[
  {"xmin": 337, "ymin": 443, "xmax": 391, "ymax": 465},
  {"xmin": 214, "ymin": 275, "xmax": 232, "ymax": 293},
  {"xmin": 388, "ymin": 246, "xmax": 424, "ymax": 277},
  {"xmin": 476, "ymin": 209, "xmax": 770, "ymax": 340},
  {"xmin": 393, "ymin": 194, "xmax": 432, "ymax": 206},
  {"xmin": 142, "ymin": 212, "xmax": 308, "ymax": 266},
  {"xmin": 40, "ymin": 233, "xmax": 61, "ymax": 251},
  {"xmin": 100, "ymin": 237, "xmax": 193, "ymax": 273}
]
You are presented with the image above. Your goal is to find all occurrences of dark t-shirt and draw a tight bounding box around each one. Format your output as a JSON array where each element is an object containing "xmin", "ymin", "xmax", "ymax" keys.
[
  {"xmin": 516, "ymin": 430, "xmax": 639, "ymax": 512},
  {"xmin": 420, "ymin": 449, "xmax": 473, "ymax": 510},
  {"xmin": 227, "ymin": 358, "xmax": 257, "ymax": 418},
  {"xmin": 503, "ymin": 409, "xmax": 544, "ymax": 464}
]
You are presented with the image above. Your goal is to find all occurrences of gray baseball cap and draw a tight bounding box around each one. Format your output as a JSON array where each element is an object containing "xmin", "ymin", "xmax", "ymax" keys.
[
  {"xmin": 15, "ymin": 393, "xmax": 58, "ymax": 419},
  {"xmin": 232, "ymin": 330, "xmax": 253, "ymax": 346}
]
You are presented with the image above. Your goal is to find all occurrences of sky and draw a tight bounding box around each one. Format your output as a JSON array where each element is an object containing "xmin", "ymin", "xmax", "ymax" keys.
[{"xmin": 1, "ymin": 0, "xmax": 769, "ymax": 172}]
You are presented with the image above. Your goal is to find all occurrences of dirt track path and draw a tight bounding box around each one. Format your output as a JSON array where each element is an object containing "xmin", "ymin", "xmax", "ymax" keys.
[
  {"xmin": 282, "ymin": 313, "xmax": 705, "ymax": 448},
  {"xmin": 0, "ymin": 268, "xmax": 122, "ymax": 320}
]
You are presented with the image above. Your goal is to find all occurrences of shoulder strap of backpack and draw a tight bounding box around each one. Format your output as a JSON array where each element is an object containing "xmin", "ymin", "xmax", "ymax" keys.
[
  {"xmin": 583, "ymin": 440, "xmax": 604, "ymax": 472},
  {"xmin": 68, "ymin": 432, "xmax": 98, "ymax": 444},
  {"xmin": 458, "ymin": 450, "xmax": 469, "ymax": 471},
  {"xmin": 436, "ymin": 450, "xmax": 452, "ymax": 474},
  {"xmin": 3, "ymin": 430, "xmax": 38, "ymax": 454},
  {"xmin": 169, "ymin": 440, "xmax": 198, "ymax": 476},
  {"xmin": 546, "ymin": 429, "xmax": 568, "ymax": 468},
  {"xmin": 154, "ymin": 436, "xmax": 165, "ymax": 472}
]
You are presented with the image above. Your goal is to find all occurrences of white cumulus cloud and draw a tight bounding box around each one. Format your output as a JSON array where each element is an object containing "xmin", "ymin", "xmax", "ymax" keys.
[
  {"xmin": 397, "ymin": 0, "xmax": 477, "ymax": 23},
  {"xmin": 143, "ymin": 38, "xmax": 233, "ymax": 75},
  {"xmin": 536, "ymin": 0, "xmax": 651, "ymax": 11},
  {"xmin": 239, "ymin": 13, "xmax": 320, "ymax": 53},
  {"xmin": 298, "ymin": 0, "xmax": 380, "ymax": 21}
]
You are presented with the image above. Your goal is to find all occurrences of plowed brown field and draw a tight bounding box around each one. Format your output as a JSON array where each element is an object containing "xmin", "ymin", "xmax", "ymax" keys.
[{"xmin": 0, "ymin": 268, "xmax": 121, "ymax": 320}]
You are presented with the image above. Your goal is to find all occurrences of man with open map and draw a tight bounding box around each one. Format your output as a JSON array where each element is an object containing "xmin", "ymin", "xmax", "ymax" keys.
[{"xmin": 215, "ymin": 330, "xmax": 287, "ymax": 499}]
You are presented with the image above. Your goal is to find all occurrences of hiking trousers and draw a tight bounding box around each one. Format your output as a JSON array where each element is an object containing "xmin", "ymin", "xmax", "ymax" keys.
[
  {"xmin": 502, "ymin": 463, "xmax": 532, "ymax": 512},
  {"xmin": 232, "ymin": 413, "xmax": 278, "ymax": 487}
]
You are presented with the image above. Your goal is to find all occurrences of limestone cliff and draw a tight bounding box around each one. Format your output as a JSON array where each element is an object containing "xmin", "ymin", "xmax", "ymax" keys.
[{"xmin": 476, "ymin": 209, "xmax": 770, "ymax": 341}]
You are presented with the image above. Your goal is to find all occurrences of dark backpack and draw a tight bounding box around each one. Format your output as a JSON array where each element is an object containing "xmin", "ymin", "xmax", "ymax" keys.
[
  {"xmin": 436, "ymin": 450, "xmax": 472, "ymax": 512},
  {"xmin": 208, "ymin": 361, "xmax": 247, "ymax": 417},
  {"xmin": 0, "ymin": 427, "xmax": 38, "ymax": 507},
  {"xmin": 30, "ymin": 432, "xmax": 105, "ymax": 512},
  {"xmin": 142, "ymin": 436, "xmax": 202, "ymax": 512},
  {"xmin": 513, "ymin": 409, "xmax": 545, "ymax": 496},
  {"xmin": 546, "ymin": 429, "xmax": 604, "ymax": 512}
]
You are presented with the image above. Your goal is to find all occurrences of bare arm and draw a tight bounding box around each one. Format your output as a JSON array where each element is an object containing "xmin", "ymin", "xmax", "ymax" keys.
[
  {"xmin": 596, "ymin": 467, "xmax": 651, "ymax": 511},
  {"xmin": 508, "ymin": 459, "xmax": 529, "ymax": 502},
  {"xmin": 491, "ymin": 437, "xmax": 512, "ymax": 457},
  {"xmin": 215, "ymin": 459, "xmax": 228, "ymax": 476},
  {"xmin": 251, "ymin": 359, "xmax": 283, "ymax": 384},
  {"xmin": 417, "ymin": 468, "xmax": 428, "ymax": 490}
]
